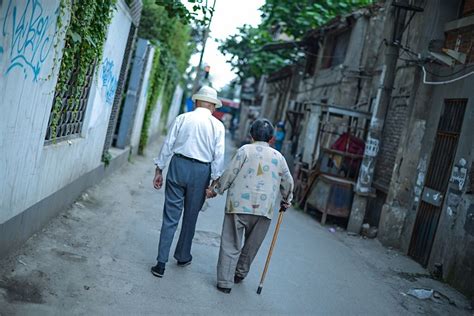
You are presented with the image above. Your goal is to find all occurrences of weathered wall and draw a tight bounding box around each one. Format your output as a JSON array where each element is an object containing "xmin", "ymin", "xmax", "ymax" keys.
[
  {"xmin": 0, "ymin": 0, "xmax": 133, "ymax": 225},
  {"xmin": 166, "ymin": 85, "xmax": 184, "ymax": 129},
  {"xmin": 147, "ymin": 93, "xmax": 165, "ymax": 143},
  {"xmin": 378, "ymin": 0, "xmax": 465, "ymax": 245},
  {"xmin": 376, "ymin": 0, "xmax": 473, "ymax": 296},
  {"xmin": 130, "ymin": 46, "xmax": 155, "ymax": 153},
  {"xmin": 416, "ymin": 77, "xmax": 474, "ymax": 297}
]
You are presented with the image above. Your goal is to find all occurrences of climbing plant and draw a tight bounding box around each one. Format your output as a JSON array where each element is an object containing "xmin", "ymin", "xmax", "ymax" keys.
[
  {"xmin": 137, "ymin": 0, "xmax": 194, "ymax": 154},
  {"xmin": 49, "ymin": 0, "xmax": 116, "ymax": 141}
]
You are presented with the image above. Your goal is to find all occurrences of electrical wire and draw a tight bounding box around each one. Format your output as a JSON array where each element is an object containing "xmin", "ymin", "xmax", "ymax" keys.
[
  {"xmin": 421, "ymin": 66, "xmax": 474, "ymax": 85},
  {"xmin": 422, "ymin": 63, "xmax": 474, "ymax": 77}
]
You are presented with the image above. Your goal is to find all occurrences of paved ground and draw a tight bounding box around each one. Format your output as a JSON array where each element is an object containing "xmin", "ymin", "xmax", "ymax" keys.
[{"xmin": 0, "ymin": 137, "xmax": 472, "ymax": 315}]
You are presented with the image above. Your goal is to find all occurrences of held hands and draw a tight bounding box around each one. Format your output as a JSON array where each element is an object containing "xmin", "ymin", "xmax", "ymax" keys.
[
  {"xmin": 280, "ymin": 200, "xmax": 291, "ymax": 212},
  {"xmin": 205, "ymin": 186, "xmax": 217, "ymax": 199}
]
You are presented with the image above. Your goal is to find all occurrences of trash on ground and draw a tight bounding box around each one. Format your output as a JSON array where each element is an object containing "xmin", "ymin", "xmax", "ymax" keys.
[
  {"xmin": 407, "ymin": 288, "xmax": 434, "ymax": 300},
  {"xmin": 328, "ymin": 227, "xmax": 336, "ymax": 233},
  {"xmin": 361, "ymin": 223, "xmax": 378, "ymax": 238},
  {"xmin": 405, "ymin": 288, "xmax": 456, "ymax": 305}
]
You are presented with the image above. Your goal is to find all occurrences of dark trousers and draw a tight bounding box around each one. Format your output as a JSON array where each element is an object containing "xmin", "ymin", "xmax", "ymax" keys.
[
  {"xmin": 156, "ymin": 155, "xmax": 211, "ymax": 265},
  {"xmin": 217, "ymin": 213, "xmax": 271, "ymax": 288}
]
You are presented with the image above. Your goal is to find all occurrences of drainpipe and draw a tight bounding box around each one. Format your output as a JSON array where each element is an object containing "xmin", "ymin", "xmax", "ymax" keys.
[{"xmin": 347, "ymin": 0, "xmax": 409, "ymax": 233}]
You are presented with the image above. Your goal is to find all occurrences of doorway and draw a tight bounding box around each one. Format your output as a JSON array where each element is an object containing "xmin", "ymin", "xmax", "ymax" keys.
[{"xmin": 408, "ymin": 99, "xmax": 467, "ymax": 266}]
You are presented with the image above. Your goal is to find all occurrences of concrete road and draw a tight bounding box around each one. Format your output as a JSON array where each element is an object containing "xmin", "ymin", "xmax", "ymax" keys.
[{"xmin": 0, "ymin": 137, "xmax": 471, "ymax": 315}]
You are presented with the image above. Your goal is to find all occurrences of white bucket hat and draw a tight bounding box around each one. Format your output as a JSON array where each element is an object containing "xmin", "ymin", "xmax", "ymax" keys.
[{"xmin": 192, "ymin": 86, "xmax": 222, "ymax": 108}]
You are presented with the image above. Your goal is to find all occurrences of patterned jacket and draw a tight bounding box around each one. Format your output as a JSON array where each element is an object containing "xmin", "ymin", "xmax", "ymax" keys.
[{"xmin": 216, "ymin": 142, "xmax": 294, "ymax": 219}]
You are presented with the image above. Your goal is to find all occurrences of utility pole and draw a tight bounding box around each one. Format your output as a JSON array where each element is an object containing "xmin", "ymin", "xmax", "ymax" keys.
[
  {"xmin": 347, "ymin": 0, "xmax": 423, "ymax": 233},
  {"xmin": 192, "ymin": 0, "xmax": 217, "ymax": 94}
]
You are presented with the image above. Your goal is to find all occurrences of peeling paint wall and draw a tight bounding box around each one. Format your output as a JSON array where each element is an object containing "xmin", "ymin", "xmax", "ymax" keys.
[{"xmin": 427, "ymin": 81, "xmax": 474, "ymax": 296}]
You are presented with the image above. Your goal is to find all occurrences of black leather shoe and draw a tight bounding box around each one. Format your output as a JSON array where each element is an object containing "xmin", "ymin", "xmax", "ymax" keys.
[
  {"xmin": 177, "ymin": 259, "xmax": 192, "ymax": 267},
  {"xmin": 234, "ymin": 275, "xmax": 244, "ymax": 284},
  {"xmin": 217, "ymin": 285, "xmax": 231, "ymax": 294},
  {"xmin": 151, "ymin": 264, "xmax": 165, "ymax": 278}
]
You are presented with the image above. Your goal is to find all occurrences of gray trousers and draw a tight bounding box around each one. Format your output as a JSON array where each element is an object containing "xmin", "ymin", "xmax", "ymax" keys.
[
  {"xmin": 156, "ymin": 155, "xmax": 211, "ymax": 265},
  {"xmin": 217, "ymin": 213, "xmax": 271, "ymax": 288}
]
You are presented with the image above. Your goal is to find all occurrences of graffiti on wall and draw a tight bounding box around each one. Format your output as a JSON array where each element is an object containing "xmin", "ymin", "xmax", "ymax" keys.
[
  {"xmin": 364, "ymin": 136, "xmax": 379, "ymax": 157},
  {"xmin": 357, "ymin": 156, "xmax": 375, "ymax": 193},
  {"xmin": 101, "ymin": 58, "xmax": 118, "ymax": 105},
  {"xmin": 1, "ymin": 0, "xmax": 57, "ymax": 81},
  {"xmin": 355, "ymin": 136, "xmax": 380, "ymax": 193},
  {"xmin": 450, "ymin": 158, "xmax": 468, "ymax": 191}
]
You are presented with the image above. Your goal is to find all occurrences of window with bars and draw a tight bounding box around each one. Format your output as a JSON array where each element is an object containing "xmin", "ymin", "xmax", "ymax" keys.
[{"xmin": 44, "ymin": 61, "xmax": 96, "ymax": 144}]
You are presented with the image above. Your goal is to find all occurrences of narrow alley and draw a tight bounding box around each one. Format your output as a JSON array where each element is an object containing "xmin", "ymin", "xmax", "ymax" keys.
[
  {"xmin": 0, "ymin": 138, "xmax": 470, "ymax": 315},
  {"xmin": 1, "ymin": 1, "xmax": 474, "ymax": 314}
]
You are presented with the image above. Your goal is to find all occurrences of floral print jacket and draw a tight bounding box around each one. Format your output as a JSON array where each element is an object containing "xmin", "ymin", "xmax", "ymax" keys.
[{"xmin": 216, "ymin": 142, "xmax": 294, "ymax": 219}]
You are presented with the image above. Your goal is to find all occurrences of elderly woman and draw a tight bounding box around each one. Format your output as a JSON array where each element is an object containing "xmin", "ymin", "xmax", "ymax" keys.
[{"xmin": 210, "ymin": 119, "xmax": 294, "ymax": 294}]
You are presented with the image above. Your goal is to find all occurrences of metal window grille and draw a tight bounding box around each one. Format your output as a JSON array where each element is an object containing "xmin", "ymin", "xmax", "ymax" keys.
[{"xmin": 44, "ymin": 61, "xmax": 96, "ymax": 144}]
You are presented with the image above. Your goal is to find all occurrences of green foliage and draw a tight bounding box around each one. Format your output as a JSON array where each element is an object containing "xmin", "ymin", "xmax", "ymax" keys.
[
  {"xmin": 218, "ymin": 24, "xmax": 296, "ymax": 80},
  {"xmin": 138, "ymin": 0, "xmax": 194, "ymax": 154},
  {"xmin": 260, "ymin": 0, "xmax": 374, "ymax": 39},
  {"xmin": 219, "ymin": 0, "xmax": 374, "ymax": 80},
  {"xmin": 51, "ymin": 0, "xmax": 116, "ymax": 142},
  {"xmin": 154, "ymin": 0, "xmax": 215, "ymax": 26},
  {"xmin": 102, "ymin": 150, "xmax": 113, "ymax": 167},
  {"xmin": 138, "ymin": 48, "xmax": 162, "ymax": 154}
]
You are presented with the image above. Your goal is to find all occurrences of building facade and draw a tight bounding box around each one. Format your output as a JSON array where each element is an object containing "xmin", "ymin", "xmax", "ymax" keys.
[{"xmin": 255, "ymin": 0, "xmax": 474, "ymax": 296}]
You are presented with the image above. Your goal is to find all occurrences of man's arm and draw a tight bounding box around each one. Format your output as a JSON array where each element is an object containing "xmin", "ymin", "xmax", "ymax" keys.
[
  {"xmin": 153, "ymin": 116, "xmax": 182, "ymax": 190},
  {"xmin": 210, "ymin": 123, "xmax": 226, "ymax": 181}
]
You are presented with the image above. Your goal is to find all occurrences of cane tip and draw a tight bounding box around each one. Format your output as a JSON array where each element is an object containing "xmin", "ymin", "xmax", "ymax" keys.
[{"xmin": 257, "ymin": 286, "xmax": 262, "ymax": 294}]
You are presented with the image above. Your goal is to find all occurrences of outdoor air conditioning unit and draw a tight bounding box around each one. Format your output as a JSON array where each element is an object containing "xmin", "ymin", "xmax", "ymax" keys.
[{"xmin": 428, "ymin": 39, "xmax": 467, "ymax": 66}]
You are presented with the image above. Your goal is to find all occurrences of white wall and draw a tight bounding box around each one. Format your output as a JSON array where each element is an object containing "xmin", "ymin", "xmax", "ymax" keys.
[
  {"xmin": 0, "ymin": 0, "xmax": 133, "ymax": 224},
  {"xmin": 148, "ymin": 93, "xmax": 165, "ymax": 141},
  {"xmin": 166, "ymin": 85, "xmax": 184, "ymax": 128},
  {"xmin": 130, "ymin": 46, "xmax": 155, "ymax": 151}
]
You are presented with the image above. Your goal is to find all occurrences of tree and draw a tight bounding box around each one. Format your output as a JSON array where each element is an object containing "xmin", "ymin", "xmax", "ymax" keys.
[{"xmin": 219, "ymin": 0, "xmax": 374, "ymax": 80}]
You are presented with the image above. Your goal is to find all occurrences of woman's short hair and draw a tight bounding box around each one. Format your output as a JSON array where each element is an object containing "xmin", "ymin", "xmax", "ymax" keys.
[{"xmin": 250, "ymin": 119, "xmax": 274, "ymax": 142}]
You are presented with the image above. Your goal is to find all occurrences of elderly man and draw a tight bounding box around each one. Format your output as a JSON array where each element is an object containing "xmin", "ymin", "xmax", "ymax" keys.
[
  {"xmin": 210, "ymin": 119, "xmax": 294, "ymax": 293},
  {"xmin": 151, "ymin": 86, "xmax": 225, "ymax": 278}
]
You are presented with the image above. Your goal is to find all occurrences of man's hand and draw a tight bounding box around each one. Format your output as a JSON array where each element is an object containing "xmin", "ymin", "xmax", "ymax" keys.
[
  {"xmin": 280, "ymin": 200, "xmax": 291, "ymax": 212},
  {"xmin": 205, "ymin": 187, "xmax": 217, "ymax": 199},
  {"xmin": 153, "ymin": 168, "xmax": 163, "ymax": 190}
]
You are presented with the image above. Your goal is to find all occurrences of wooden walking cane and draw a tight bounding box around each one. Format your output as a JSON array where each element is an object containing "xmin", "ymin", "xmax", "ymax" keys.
[{"xmin": 257, "ymin": 207, "xmax": 285, "ymax": 294}]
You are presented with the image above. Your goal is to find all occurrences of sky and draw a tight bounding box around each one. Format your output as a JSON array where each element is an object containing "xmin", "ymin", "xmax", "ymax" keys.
[{"xmin": 188, "ymin": 0, "xmax": 265, "ymax": 90}]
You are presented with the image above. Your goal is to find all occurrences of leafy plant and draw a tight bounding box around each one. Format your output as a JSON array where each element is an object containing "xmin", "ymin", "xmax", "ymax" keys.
[
  {"xmin": 50, "ymin": 0, "xmax": 116, "ymax": 142},
  {"xmin": 219, "ymin": 0, "xmax": 374, "ymax": 80},
  {"xmin": 137, "ymin": 0, "xmax": 194, "ymax": 154},
  {"xmin": 102, "ymin": 150, "xmax": 113, "ymax": 167}
]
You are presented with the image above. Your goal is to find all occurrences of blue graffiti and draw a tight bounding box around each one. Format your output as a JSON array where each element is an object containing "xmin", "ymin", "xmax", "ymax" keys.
[
  {"xmin": 101, "ymin": 58, "xmax": 118, "ymax": 105},
  {"xmin": 2, "ymin": 0, "xmax": 57, "ymax": 81}
]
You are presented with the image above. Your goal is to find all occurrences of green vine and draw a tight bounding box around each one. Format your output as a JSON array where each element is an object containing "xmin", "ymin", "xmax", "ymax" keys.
[
  {"xmin": 138, "ymin": 47, "xmax": 162, "ymax": 154},
  {"xmin": 137, "ymin": 2, "xmax": 193, "ymax": 154},
  {"xmin": 49, "ymin": 0, "xmax": 116, "ymax": 142}
]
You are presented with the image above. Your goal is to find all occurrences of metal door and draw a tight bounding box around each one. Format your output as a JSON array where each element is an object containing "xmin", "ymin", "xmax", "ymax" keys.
[{"xmin": 408, "ymin": 99, "xmax": 467, "ymax": 266}]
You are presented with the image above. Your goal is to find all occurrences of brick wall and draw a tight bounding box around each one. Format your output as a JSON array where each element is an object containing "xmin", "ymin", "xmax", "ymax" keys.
[
  {"xmin": 373, "ymin": 100, "xmax": 409, "ymax": 192},
  {"xmin": 463, "ymin": 0, "xmax": 474, "ymax": 16}
]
